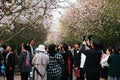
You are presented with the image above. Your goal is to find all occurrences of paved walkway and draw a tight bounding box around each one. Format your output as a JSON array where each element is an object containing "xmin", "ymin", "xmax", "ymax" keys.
[
  {"xmin": 0, "ymin": 75, "xmax": 21, "ymax": 80},
  {"xmin": 14, "ymin": 75, "xmax": 21, "ymax": 80},
  {"xmin": 0, "ymin": 74, "xmax": 103, "ymax": 80}
]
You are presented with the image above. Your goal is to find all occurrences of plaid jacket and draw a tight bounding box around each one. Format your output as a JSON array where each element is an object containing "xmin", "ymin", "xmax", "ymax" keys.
[{"xmin": 47, "ymin": 52, "xmax": 64, "ymax": 77}]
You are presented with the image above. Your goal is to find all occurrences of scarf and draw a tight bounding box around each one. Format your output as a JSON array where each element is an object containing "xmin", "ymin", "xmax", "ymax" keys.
[{"xmin": 25, "ymin": 51, "xmax": 29, "ymax": 67}]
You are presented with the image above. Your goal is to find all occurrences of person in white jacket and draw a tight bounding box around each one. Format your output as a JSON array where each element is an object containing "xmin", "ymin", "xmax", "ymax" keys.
[
  {"xmin": 100, "ymin": 47, "xmax": 112, "ymax": 80},
  {"xmin": 32, "ymin": 44, "xmax": 49, "ymax": 80}
]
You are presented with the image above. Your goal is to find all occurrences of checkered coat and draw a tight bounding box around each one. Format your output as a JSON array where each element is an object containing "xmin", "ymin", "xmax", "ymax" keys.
[{"xmin": 47, "ymin": 52, "xmax": 64, "ymax": 77}]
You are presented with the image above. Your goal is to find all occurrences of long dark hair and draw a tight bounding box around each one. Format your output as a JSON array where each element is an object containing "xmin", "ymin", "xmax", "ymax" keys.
[
  {"xmin": 107, "ymin": 47, "xmax": 113, "ymax": 53},
  {"xmin": 112, "ymin": 45, "xmax": 120, "ymax": 54},
  {"xmin": 22, "ymin": 44, "xmax": 29, "ymax": 51},
  {"xmin": 48, "ymin": 44, "xmax": 57, "ymax": 56},
  {"xmin": 92, "ymin": 39, "xmax": 103, "ymax": 50},
  {"xmin": 62, "ymin": 43, "xmax": 68, "ymax": 53},
  {"xmin": 9, "ymin": 45, "xmax": 14, "ymax": 52}
]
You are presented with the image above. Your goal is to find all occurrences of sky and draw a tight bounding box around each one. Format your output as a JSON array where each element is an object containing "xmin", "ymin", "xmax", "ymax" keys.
[
  {"xmin": 46, "ymin": 0, "xmax": 77, "ymax": 43},
  {"xmin": 50, "ymin": 0, "xmax": 77, "ymax": 31}
]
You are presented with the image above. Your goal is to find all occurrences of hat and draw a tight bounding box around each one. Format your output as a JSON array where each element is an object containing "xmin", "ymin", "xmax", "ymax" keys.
[{"xmin": 36, "ymin": 44, "xmax": 46, "ymax": 52}]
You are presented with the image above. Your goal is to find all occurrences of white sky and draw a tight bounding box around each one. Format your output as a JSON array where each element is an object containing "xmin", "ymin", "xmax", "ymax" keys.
[
  {"xmin": 46, "ymin": 0, "xmax": 77, "ymax": 43},
  {"xmin": 51, "ymin": 0, "xmax": 77, "ymax": 31}
]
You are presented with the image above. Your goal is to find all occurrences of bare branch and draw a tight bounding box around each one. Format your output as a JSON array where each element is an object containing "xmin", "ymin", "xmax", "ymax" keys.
[
  {"xmin": 4, "ymin": 25, "xmax": 29, "ymax": 42},
  {"xmin": 10, "ymin": 12, "xmax": 22, "ymax": 26}
]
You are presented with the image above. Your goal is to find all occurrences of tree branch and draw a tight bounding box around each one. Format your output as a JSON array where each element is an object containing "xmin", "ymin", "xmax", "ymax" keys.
[{"xmin": 10, "ymin": 12, "xmax": 21, "ymax": 26}]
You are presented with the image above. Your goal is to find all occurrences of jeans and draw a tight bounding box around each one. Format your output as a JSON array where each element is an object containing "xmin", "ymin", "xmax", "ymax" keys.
[
  {"xmin": 108, "ymin": 76, "xmax": 120, "ymax": 80},
  {"xmin": 48, "ymin": 75, "xmax": 61, "ymax": 80}
]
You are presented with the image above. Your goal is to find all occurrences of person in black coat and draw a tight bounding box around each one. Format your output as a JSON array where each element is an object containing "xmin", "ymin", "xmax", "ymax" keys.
[
  {"xmin": 81, "ymin": 39, "xmax": 102, "ymax": 80},
  {"xmin": 5, "ymin": 45, "xmax": 15, "ymax": 80},
  {"xmin": 61, "ymin": 43, "xmax": 73, "ymax": 80},
  {"xmin": 73, "ymin": 43, "xmax": 81, "ymax": 80}
]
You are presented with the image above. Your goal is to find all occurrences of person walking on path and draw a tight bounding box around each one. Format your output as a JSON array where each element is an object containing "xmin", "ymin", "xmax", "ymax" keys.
[{"xmin": 32, "ymin": 44, "xmax": 49, "ymax": 80}]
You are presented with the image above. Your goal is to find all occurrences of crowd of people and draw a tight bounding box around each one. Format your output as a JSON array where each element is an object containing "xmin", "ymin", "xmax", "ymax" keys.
[{"xmin": 0, "ymin": 36, "xmax": 120, "ymax": 80}]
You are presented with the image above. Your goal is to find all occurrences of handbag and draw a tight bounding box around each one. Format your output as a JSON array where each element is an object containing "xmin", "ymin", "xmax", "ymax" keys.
[{"xmin": 74, "ymin": 67, "xmax": 80, "ymax": 77}]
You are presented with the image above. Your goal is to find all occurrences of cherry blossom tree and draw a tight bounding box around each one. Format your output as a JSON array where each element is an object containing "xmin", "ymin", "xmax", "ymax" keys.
[
  {"xmin": 60, "ymin": 0, "xmax": 120, "ymax": 46},
  {"xmin": 0, "ymin": 0, "xmax": 69, "ymax": 45}
]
